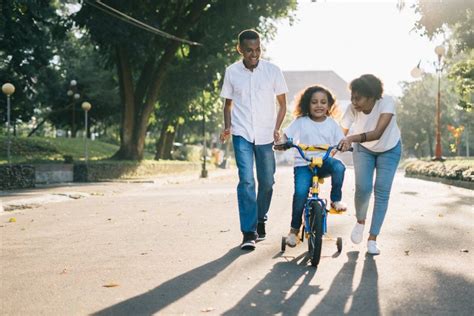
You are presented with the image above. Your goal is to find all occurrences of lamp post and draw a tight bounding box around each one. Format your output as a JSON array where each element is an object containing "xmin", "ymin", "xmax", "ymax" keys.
[
  {"xmin": 201, "ymin": 96, "xmax": 208, "ymax": 178},
  {"xmin": 67, "ymin": 80, "xmax": 80, "ymax": 138},
  {"xmin": 81, "ymin": 101, "xmax": 92, "ymax": 163},
  {"xmin": 2, "ymin": 83, "xmax": 15, "ymax": 164},
  {"xmin": 411, "ymin": 45, "xmax": 446, "ymax": 161},
  {"xmin": 433, "ymin": 45, "xmax": 445, "ymax": 161}
]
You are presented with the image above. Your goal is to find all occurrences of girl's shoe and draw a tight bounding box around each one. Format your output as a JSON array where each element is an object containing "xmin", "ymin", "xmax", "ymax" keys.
[
  {"xmin": 367, "ymin": 240, "xmax": 380, "ymax": 255},
  {"xmin": 351, "ymin": 223, "xmax": 365, "ymax": 244},
  {"xmin": 331, "ymin": 201, "xmax": 347, "ymax": 212},
  {"xmin": 286, "ymin": 228, "xmax": 299, "ymax": 247}
]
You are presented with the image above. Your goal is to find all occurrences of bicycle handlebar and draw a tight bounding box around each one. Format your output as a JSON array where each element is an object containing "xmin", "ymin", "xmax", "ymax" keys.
[{"xmin": 273, "ymin": 138, "xmax": 352, "ymax": 163}]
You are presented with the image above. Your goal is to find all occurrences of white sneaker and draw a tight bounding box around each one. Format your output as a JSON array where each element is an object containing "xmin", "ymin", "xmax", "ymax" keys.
[
  {"xmin": 351, "ymin": 223, "xmax": 365, "ymax": 244},
  {"xmin": 367, "ymin": 240, "xmax": 380, "ymax": 255},
  {"xmin": 331, "ymin": 201, "xmax": 347, "ymax": 212},
  {"xmin": 286, "ymin": 230, "xmax": 298, "ymax": 247}
]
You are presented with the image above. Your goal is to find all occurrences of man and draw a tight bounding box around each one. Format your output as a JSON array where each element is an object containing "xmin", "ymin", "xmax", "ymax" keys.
[{"xmin": 220, "ymin": 29, "xmax": 288, "ymax": 250}]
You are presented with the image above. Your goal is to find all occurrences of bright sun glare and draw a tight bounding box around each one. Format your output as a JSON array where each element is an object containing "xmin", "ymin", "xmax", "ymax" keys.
[{"xmin": 264, "ymin": 0, "xmax": 444, "ymax": 96}]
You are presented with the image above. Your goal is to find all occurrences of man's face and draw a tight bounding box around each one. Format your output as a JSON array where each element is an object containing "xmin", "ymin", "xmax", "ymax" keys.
[{"xmin": 238, "ymin": 38, "xmax": 261, "ymax": 68}]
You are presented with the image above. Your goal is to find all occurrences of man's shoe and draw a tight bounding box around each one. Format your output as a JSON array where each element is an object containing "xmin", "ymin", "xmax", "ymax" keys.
[
  {"xmin": 241, "ymin": 233, "xmax": 256, "ymax": 250},
  {"xmin": 257, "ymin": 222, "xmax": 266, "ymax": 241},
  {"xmin": 367, "ymin": 240, "xmax": 380, "ymax": 255},
  {"xmin": 351, "ymin": 222, "xmax": 365, "ymax": 244}
]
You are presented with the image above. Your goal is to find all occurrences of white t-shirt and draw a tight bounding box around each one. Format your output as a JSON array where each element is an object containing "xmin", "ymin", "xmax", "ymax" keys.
[
  {"xmin": 220, "ymin": 59, "xmax": 288, "ymax": 145},
  {"xmin": 340, "ymin": 95, "xmax": 401, "ymax": 152},
  {"xmin": 284, "ymin": 116, "xmax": 344, "ymax": 167}
]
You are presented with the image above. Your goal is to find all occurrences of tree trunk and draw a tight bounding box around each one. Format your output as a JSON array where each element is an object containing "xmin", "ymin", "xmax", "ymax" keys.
[
  {"xmin": 162, "ymin": 127, "xmax": 176, "ymax": 160},
  {"xmin": 111, "ymin": 1, "xmax": 210, "ymax": 161}
]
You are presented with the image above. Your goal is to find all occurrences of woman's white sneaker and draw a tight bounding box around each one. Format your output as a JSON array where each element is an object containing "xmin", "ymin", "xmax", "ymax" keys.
[
  {"xmin": 351, "ymin": 223, "xmax": 365, "ymax": 244},
  {"xmin": 367, "ymin": 240, "xmax": 380, "ymax": 255}
]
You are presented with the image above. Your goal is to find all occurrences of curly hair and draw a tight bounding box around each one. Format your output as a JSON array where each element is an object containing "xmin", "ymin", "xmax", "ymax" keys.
[
  {"xmin": 349, "ymin": 74, "xmax": 384, "ymax": 100},
  {"xmin": 293, "ymin": 85, "xmax": 338, "ymax": 118}
]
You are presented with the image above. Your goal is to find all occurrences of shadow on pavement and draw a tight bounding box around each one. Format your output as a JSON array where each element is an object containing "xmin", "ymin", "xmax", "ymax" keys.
[
  {"xmin": 223, "ymin": 253, "xmax": 319, "ymax": 315},
  {"xmin": 92, "ymin": 247, "xmax": 244, "ymax": 316}
]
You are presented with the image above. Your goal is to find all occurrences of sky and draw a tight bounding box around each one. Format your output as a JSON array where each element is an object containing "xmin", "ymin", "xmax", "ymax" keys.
[{"xmin": 264, "ymin": 0, "xmax": 445, "ymax": 96}]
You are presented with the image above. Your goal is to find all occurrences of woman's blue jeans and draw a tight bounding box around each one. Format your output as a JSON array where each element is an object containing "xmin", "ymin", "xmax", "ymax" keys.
[
  {"xmin": 291, "ymin": 157, "xmax": 346, "ymax": 230},
  {"xmin": 232, "ymin": 135, "xmax": 275, "ymax": 235},
  {"xmin": 352, "ymin": 141, "xmax": 401, "ymax": 236}
]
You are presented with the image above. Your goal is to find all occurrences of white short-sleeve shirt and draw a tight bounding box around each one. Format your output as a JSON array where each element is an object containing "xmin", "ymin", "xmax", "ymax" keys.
[
  {"xmin": 284, "ymin": 116, "xmax": 344, "ymax": 167},
  {"xmin": 220, "ymin": 59, "xmax": 288, "ymax": 145},
  {"xmin": 340, "ymin": 95, "xmax": 401, "ymax": 152}
]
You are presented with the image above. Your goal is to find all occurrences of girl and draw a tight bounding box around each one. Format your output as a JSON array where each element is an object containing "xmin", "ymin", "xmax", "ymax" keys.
[
  {"xmin": 338, "ymin": 74, "xmax": 402, "ymax": 255},
  {"xmin": 282, "ymin": 85, "xmax": 347, "ymax": 247}
]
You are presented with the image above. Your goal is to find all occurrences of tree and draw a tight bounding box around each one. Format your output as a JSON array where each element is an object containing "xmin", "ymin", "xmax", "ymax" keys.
[
  {"xmin": 75, "ymin": 0, "xmax": 296, "ymax": 160},
  {"xmin": 0, "ymin": 0, "xmax": 69, "ymax": 130},
  {"xmin": 398, "ymin": 74, "xmax": 459, "ymax": 158},
  {"xmin": 412, "ymin": 0, "xmax": 473, "ymax": 111}
]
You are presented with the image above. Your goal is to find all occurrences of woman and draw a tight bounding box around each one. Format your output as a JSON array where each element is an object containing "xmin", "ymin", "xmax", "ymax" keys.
[{"xmin": 338, "ymin": 74, "xmax": 402, "ymax": 255}]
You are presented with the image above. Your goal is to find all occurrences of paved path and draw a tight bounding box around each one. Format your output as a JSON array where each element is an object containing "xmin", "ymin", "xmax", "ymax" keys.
[{"xmin": 1, "ymin": 167, "xmax": 473, "ymax": 315}]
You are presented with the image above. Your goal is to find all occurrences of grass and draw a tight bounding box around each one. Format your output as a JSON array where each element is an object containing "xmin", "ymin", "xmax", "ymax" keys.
[{"xmin": 0, "ymin": 136, "xmax": 121, "ymax": 164}]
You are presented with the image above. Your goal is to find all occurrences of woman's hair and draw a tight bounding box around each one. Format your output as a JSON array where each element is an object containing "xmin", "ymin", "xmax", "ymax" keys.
[
  {"xmin": 349, "ymin": 74, "xmax": 384, "ymax": 100},
  {"xmin": 293, "ymin": 85, "xmax": 339, "ymax": 118}
]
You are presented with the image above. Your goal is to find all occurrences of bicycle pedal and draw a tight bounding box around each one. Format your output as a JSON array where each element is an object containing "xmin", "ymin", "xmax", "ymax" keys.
[{"xmin": 328, "ymin": 208, "xmax": 346, "ymax": 215}]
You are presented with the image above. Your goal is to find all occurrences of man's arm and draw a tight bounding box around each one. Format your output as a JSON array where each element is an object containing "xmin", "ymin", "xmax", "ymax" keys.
[
  {"xmin": 274, "ymin": 93, "xmax": 287, "ymax": 143},
  {"xmin": 220, "ymin": 98, "xmax": 233, "ymax": 143}
]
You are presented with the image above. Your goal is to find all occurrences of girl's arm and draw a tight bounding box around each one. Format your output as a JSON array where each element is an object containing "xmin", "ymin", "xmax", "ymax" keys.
[{"xmin": 339, "ymin": 113, "xmax": 393, "ymax": 151}]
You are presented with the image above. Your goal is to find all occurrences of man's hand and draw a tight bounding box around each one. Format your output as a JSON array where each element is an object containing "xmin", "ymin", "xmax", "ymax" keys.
[
  {"xmin": 273, "ymin": 129, "xmax": 281, "ymax": 143},
  {"xmin": 220, "ymin": 128, "xmax": 231, "ymax": 143}
]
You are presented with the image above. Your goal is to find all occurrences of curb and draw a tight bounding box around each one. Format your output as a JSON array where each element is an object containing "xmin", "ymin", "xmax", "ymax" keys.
[{"xmin": 405, "ymin": 173, "xmax": 474, "ymax": 190}]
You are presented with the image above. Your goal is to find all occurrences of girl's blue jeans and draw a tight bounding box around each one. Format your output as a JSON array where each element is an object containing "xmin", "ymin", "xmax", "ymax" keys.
[
  {"xmin": 352, "ymin": 141, "xmax": 401, "ymax": 236},
  {"xmin": 291, "ymin": 157, "xmax": 346, "ymax": 230},
  {"xmin": 232, "ymin": 135, "xmax": 275, "ymax": 235}
]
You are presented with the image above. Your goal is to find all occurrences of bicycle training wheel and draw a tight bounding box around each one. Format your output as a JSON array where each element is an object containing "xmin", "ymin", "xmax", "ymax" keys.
[
  {"xmin": 337, "ymin": 237, "xmax": 343, "ymax": 253},
  {"xmin": 308, "ymin": 200, "xmax": 324, "ymax": 267},
  {"xmin": 281, "ymin": 236, "xmax": 286, "ymax": 252}
]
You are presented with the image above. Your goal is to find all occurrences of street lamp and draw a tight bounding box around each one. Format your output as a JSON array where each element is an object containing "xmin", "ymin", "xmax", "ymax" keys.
[
  {"xmin": 433, "ymin": 45, "xmax": 446, "ymax": 161},
  {"xmin": 81, "ymin": 101, "xmax": 92, "ymax": 163},
  {"xmin": 67, "ymin": 80, "xmax": 80, "ymax": 138},
  {"xmin": 201, "ymin": 97, "xmax": 208, "ymax": 178},
  {"xmin": 2, "ymin": 83, "xmax": 15, "ymax": 164},
  {"xmin": 411, "ymin": 45, "xmax": 446, "ymax": 161}
]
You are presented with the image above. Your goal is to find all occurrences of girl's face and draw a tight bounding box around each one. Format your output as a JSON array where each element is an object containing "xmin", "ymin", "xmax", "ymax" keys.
[
  {"xmin": 351, "ymin": 92, "xmax": 376, "ymax": 114},
  {"xmin": 309, "ymin": 91, "xmax": 330, "ymax": 121}
]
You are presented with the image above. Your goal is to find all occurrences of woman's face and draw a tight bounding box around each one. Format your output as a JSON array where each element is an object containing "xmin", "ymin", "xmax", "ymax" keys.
[
  {"xmin": 309, "ymin": 91, "xmax": 330, "ymax": 121},
  {"xmin": 351, "ymin": 92, "xmax": 375, "ymax": 113}
]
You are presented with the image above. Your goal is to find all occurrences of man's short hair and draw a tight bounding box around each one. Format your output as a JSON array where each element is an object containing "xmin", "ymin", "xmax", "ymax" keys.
[{"xmin": 238, "ymin": 29, "xmax": 260, "ymax": 45}]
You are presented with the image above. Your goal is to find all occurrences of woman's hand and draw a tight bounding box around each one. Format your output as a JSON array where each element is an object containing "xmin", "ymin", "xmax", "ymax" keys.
[{"xmin": 338, "ymin": 138, "xmax": 352, "ymax": 152}]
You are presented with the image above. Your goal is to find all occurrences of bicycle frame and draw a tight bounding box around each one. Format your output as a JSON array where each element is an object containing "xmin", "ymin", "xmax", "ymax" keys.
[{"xmin": 276, "ymin": 139, "xmax": 337, "ymax": 237}]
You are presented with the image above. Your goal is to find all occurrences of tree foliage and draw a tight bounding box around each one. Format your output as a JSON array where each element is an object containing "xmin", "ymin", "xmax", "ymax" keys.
[{"xmin": 74, "ymin": 0, "xmax": 297, "ymax": 160}]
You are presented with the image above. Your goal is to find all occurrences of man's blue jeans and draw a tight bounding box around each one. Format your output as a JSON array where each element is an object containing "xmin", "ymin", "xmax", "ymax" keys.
[
  {"xmin": 291, "ymin": 157, "xmax": 346, "ymax": 230},
  {"xmin": 232, "ymin": 135, "xmax": 275, "ymax": 235},
  {"xmin": 352, "ymin": 141, "xmax": 401, "ymax": 236}
]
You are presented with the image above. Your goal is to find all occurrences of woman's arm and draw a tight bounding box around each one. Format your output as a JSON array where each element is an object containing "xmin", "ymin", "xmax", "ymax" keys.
[{"xmin": 339, "ymin": 113, "xmax": 393, "ymax": 151}]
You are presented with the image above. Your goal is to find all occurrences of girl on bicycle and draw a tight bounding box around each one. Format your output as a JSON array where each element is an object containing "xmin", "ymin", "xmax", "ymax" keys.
[{"xmin": 281, "ymin": 85, "xmax": 347, "ymax": 247}]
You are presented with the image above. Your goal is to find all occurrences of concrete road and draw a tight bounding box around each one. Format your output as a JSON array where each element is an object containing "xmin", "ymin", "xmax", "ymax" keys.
[{"xmin": 1, "ymin": 167, "xmax": 473, "ymax": 315}]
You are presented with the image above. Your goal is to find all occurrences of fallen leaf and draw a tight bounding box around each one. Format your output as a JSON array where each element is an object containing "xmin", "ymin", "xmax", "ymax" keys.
[
  {"xmin": 140, "ymin": 252, "xmax": 148, "ymax": 255},
  {"xmin": 60, "ymin": 269, "xmax": 68, "ymax": 275},
  {"xmin": 404, "ymin": 250, "xmax": 410, "ymax": 256},
  {"xmin": 220, "ymin": 229, "xmax": 230, "ymax": 233},
  {"xmin": 438, "ymin": 214, "xmax": 444, "ymax": 217},
  {"xmin": 103, "ymin": 283, "xmax": 119, "ymax": 288},
  {"xmin": 201, "ymin": 307, "xmax": 215, "ymax": 312},
  {"xmin": 8, "ymin": 217, "xmax": 16, "ymax": 223},
  {"xmin": 257, "ymin": 290, "xmax": 263, "ymax": 293},
  {"xmin": 460, "ymin": 249, "xmax": 469, "ymax": 253}
]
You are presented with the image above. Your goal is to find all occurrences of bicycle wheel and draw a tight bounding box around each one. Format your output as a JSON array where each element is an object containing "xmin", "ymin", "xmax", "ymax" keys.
[{"xmin": 308, "ymin": 200, "xmax": 324, "ymax": 267}]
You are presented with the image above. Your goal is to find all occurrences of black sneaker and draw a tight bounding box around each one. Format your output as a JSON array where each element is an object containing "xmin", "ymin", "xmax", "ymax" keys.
[
  {"xmin": 257, "ymin": 222, "xmax": 266, "ymax": 241},
  {"xmin": 241, "ymin": 233, "xmax": 256, "ymax": 250}
]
